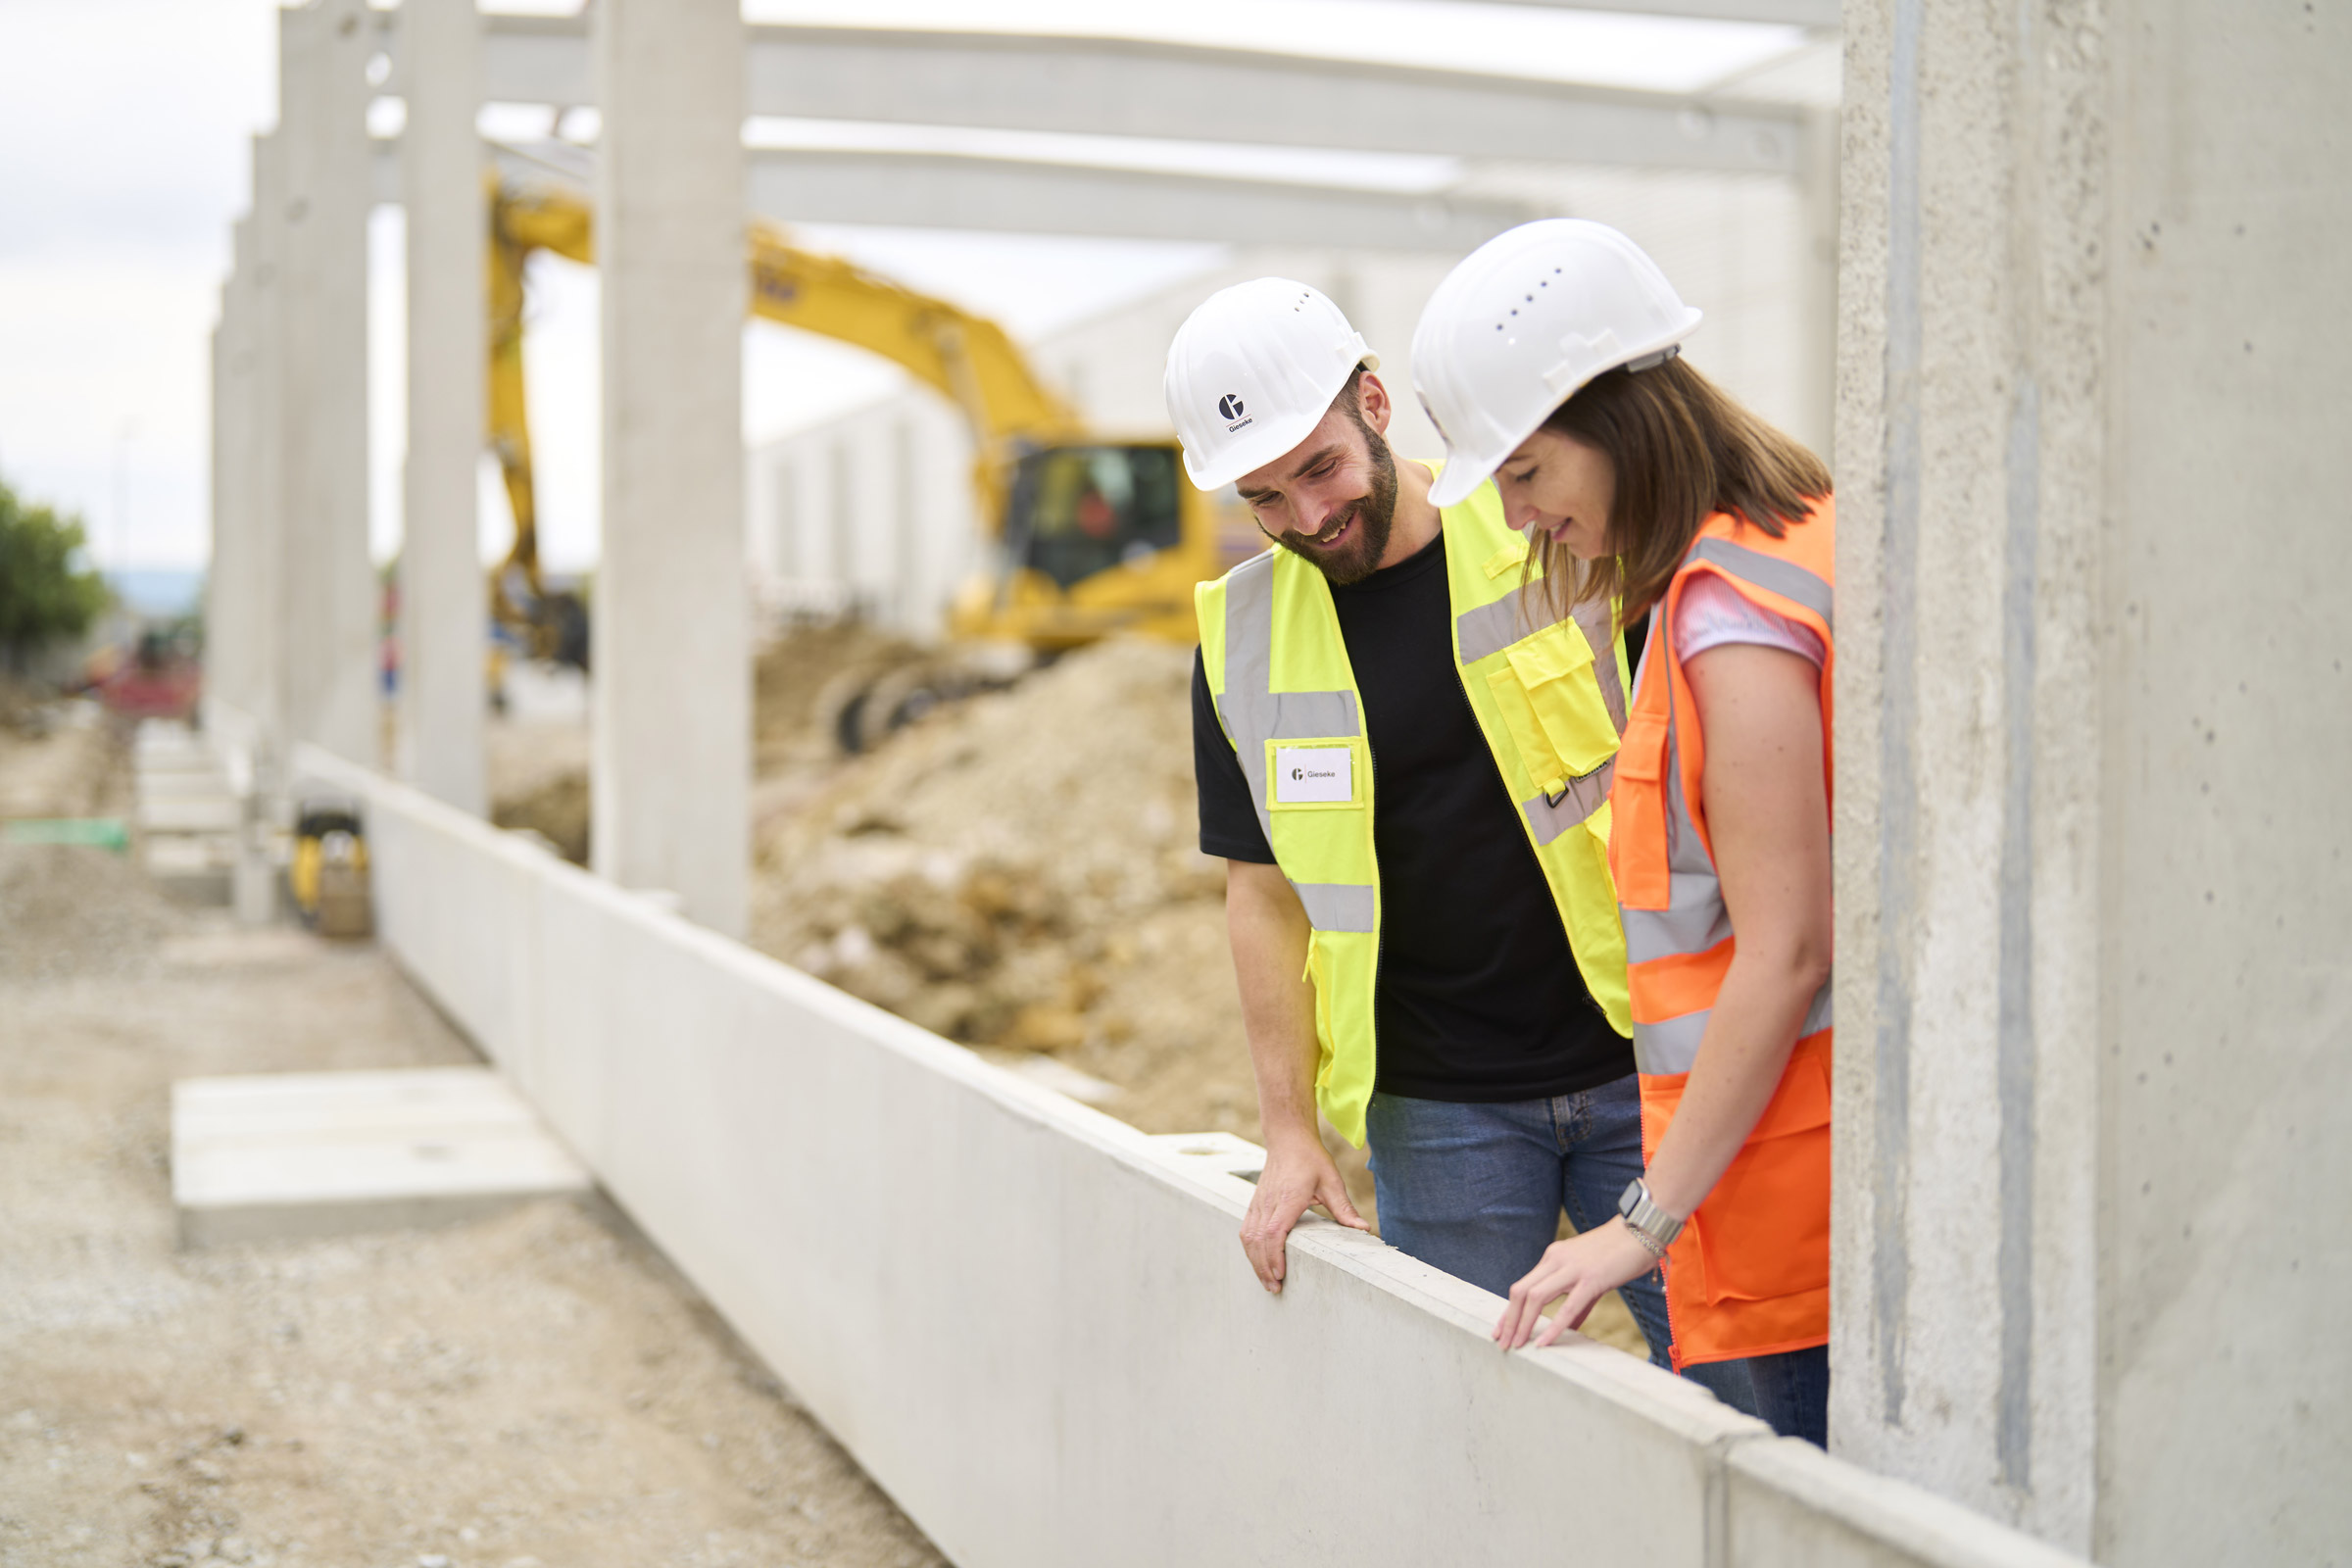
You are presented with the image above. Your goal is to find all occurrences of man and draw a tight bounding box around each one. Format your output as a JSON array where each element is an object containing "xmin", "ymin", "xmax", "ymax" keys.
[{"xmin": 1164, "ymin": 277, "xmax": 1681, "ymax": 1369}]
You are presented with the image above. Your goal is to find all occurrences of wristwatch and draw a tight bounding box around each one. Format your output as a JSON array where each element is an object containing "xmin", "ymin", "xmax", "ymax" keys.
[{"xmin": 1617, "ymin": 1178, "xmax": 1684, "ymax": 1257}]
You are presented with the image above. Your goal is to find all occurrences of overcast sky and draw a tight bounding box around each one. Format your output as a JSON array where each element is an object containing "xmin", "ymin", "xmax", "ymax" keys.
[{"xmin": 0, "ymin": 0, "xmax": 1801, "ymax": 575}]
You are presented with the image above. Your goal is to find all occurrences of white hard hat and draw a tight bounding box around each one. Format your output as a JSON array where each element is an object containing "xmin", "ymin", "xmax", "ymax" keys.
[
  {"xmin": 1164, "ymin": 277, "xmax": 1379, "ymax": 491},
  {"xmin": 1412, "ymin": 220, "xmax": 1701, "ymax": 509}
]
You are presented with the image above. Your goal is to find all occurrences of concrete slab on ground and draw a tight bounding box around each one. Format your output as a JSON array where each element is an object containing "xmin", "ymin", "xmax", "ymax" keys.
[
  {"xmin": 172, "ymin": 1065, "xmax": 593, "ymax": 1248},
  {"xmin": 137, "ymin": 795, "xmax": 241, "ymax": 832}
]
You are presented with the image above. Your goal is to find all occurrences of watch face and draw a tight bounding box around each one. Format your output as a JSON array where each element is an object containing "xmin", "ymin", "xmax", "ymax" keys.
[{"xmin": 1618, "ymin": 1179, "xmax": 1644, "ymax": 1219}]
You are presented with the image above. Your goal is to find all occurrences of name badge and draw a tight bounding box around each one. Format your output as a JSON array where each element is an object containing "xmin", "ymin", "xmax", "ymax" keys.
[{"xmin": 1274, "ymin": 744, "xmax": 1355, "ymax": 805}]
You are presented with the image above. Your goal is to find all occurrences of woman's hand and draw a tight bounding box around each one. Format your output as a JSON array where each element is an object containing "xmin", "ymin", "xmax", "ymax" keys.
[{"xmin": 1494, "ymin": 1217, "xmax": 1660, "ymax": 1350}]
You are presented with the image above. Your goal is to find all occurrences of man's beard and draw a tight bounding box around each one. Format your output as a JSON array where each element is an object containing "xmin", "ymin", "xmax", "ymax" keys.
[{"xmin": 1272, "ymin": 424, "xmax": 1398, "ymax": 586}]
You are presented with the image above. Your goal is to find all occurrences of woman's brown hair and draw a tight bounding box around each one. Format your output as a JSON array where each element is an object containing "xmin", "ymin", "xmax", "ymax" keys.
[{"xmin": 1533, "ymin": 356, "xmax": 1830, "ymax": 627}]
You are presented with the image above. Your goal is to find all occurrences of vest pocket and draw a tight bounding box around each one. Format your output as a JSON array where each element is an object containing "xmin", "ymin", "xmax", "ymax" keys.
[
  {"xmin": 1610, "ymin": 710, "xmax": 1671, "ymax": 908},
  {"xmin": 1486, "ymin": 621, "xmax": 1619, "ymax": 796},
  {"xmin": 1666, "ymin": 1051, "xmax": 1832, "ymax": 1305}
]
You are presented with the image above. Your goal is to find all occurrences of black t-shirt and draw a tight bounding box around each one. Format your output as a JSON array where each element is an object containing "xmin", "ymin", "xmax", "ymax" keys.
[{"xmin": 1193, "ymin": 528, "xmax": 1634, "ymax": 1102}]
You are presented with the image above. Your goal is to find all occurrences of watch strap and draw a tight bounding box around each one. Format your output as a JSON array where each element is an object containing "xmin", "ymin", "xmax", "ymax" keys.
[{"xmin": 1617, "ymin": 1177, "xmax": 1685, "ymax": 1251}]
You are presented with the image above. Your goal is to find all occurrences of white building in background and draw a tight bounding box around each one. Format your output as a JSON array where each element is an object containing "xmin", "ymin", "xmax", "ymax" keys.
[{"xmin": 748, "ymin": 163, "xmax": 1825, "ymax": 641}]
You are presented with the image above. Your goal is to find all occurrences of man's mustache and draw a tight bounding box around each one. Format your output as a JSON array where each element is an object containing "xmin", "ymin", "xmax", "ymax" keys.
[{"xmin": 1290, "ymin": 502, "xmax": 1361, "ymax": 546}]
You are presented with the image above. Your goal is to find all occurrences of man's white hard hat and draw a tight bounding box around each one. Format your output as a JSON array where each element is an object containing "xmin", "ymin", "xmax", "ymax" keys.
[
  {"xmin": 1164, "ymin": 277, "xmax": 1380, "ymax": 492},
  {"xmin": 1412, "ymin": 220, "xmax": 1702, "ymax": 509}
]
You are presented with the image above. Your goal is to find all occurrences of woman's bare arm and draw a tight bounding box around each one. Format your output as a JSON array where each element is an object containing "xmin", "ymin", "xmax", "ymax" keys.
[{"xmin": 1497, "ymin": 639, "xmax": 1832, "ymax": 1348}]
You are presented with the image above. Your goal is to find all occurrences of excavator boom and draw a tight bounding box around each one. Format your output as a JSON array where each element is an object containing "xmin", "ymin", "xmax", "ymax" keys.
[{"xmin": 482, "ymin": 153, "xmax": 1242, "ymax": 687}]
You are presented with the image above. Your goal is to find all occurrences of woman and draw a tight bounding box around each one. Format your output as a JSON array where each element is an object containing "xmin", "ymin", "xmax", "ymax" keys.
[{"xmin": 1411, "ymin": 220, "xmax": 1836, "ymax": 1444}]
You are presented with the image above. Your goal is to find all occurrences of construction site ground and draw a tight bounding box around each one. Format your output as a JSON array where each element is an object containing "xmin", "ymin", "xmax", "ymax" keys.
[{"xmin": 0, "ymin": 715, "xmax": 945, "ymax": 1568}]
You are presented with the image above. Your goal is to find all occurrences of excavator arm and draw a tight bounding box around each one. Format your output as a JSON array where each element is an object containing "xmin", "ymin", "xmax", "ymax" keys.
[{"xmin": 483, "ymin": 157, "xmax": 1237, "ymax": 687}]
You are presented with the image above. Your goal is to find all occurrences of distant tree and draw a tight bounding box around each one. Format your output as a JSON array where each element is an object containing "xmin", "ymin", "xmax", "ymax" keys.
[{"xmin": 0, "ymin": 477, "xmax": 110, "ymax": 669}]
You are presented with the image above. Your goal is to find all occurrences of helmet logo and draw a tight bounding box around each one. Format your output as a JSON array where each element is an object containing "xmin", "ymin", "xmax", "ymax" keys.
[{"xmin": 1217, "ymin": 393, "xmax": 1251, "ymax": 432}]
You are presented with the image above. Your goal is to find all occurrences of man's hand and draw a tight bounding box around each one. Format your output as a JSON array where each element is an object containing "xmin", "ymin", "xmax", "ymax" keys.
[
  {"xmin": 1241, "ymin": 1136, "xmax": 1369, "ymax": 1293},
  {"xmin": 1494, "ymin": 1217, "xmax": 1658, "ymax": 1349}
]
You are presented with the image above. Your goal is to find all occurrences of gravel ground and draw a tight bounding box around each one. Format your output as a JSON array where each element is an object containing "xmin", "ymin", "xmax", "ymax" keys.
[{"xmin": 0, "ymin": 841, "xmax": 948, "ymax": 1567}]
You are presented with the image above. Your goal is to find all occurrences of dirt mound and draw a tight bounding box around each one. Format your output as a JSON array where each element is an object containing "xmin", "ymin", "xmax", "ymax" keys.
[
  {"xmin": 753, "ymin": 619, "xmax": 924, "ymax": 773},
  {"xmin": 0, "ymin": 843, "xmax": 183, "ymax": 982},
  {"xmin": 747, "ymin": 638, "xmax": 1258, "ymax": 1138},
  {"xmin": 491, "ymin": 769, "xmax": 590, "ymax": 865}
]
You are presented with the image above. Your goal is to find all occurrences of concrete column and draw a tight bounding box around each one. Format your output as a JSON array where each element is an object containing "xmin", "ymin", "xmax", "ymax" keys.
[
  {"xmin": 397, "ymin": 0, "xmax": 487, "ymax": 815},
  {"xmin": 1834, "ymin": 2, "xmax": 2352, "ymax": 1561},
  {"xmin": 231, "ymin": 137, "xmax": 292, "ymax": 924},
  {"xmin": 206, "ymin": 233, "xmax": 250, "ymax": 740},
  {"xmin": 244, "ymin": 140, "xmax": 288, "ymax": 756},
  {"xmin": 275, "ymin": 0, "xmax": 378, "ymax": 765},
  {"xmin": 590, "ymin": 0, "xmax": 748, "ymax": 936}
]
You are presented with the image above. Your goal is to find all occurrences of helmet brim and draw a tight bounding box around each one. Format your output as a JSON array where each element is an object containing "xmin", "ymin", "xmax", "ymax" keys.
[
  {"xmin": 1426, "ymin": 456, "xmax": 1494, "ymax": 510},
  {"xmin": 1180, "ymin": 350, "xmax": 1382, "ymax": 492},
  {"xmin": 1421, "ymin": 310, "xmax": 1700, "ymax": 512}
]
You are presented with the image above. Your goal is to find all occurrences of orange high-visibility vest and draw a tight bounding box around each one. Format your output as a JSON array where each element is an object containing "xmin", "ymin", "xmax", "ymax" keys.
[{"xmin": 1610, "ymin": 502, "xmax": 1835, "ymax": 1370}]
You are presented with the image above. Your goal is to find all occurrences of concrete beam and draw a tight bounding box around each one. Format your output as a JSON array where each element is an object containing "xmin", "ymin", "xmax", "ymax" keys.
[
  {"xmin": 376, "ymin": 136, "xmax": 1535, "ymax": 251},
  {"xmin": 1461, "ymin": 0, "xmax": 1839, "ymax": 26},
  {"xmin": 397, "ymin": 0, "xmax": 487, "ymax": 816},
  {"xmin": 743, "ymin": 147, "xmax": 1534, "ymax": 251},
  {"xmin": 391, "ymin": 15, "xmax": 1806, "ymax": 176},
  {"xmin": 274, "ymin": 0, "xmax": 378, "ymax": 765},
  {"xmin": 590, "ymin": 0, "xmax": 749, "ymax": 938}
]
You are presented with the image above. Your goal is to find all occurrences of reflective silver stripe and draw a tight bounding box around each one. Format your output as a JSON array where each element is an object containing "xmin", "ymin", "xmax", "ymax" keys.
[
  {"xmin": 1454, "ymin": 581, "xmax": 1546, "ymax": 665},
  {"xmin": 1264, "ymin": 690, "xmax": 1359, "ymax": 740},
  {"xmin": 1520, "ymin": 758, "xmax": 1613, "ymax": 846},
  {"xmin": 1570, "ymin": 596, "xmax": 1627, "ymax": 734},
  {"xmin": 1219, "ymin": 556, "xmax": 1363, "ymax": 850},
  {"xmin": 1215, "ymin": 689, "xmax": 1359, "ymax": 744},
  {"xmin": 1664, "ymin": 724, "xmax": 1713, "ymax": 875},
  {"xmin": 1217, "ymin": 564, "xmax": 1376, "ymax": 935},
  {"xmin": 1293, "ymin": 881, "xmax": 1376, "ymax": 933},
  {"xmin": 1621, "ymin": 871, "xmax": 1732, "ymax": 964},
  {"xmin": 1224, "ymin": 552, "xmax": 1275, "ymax": 703},
  {"xmin": 1627, "ymin": 544, "xmax": 1835, "ymax": 1077},
  {"xmin": 1635, "ymin": 981, "xmax": 1830, "ymax": 1077},
  {"xmin": 1634, "ymin": 1009, "xmax": 1709, "ymax": 1075},
  {"xmin": 1688, "ymin": 537, "xmax": 1834, "ymax": 632},
  {"xmin": 1219, "ymin": 555, "xmax": 1284, "ymax": 853}
]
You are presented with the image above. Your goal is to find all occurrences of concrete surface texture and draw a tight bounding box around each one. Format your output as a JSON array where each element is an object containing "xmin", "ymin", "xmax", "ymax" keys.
[
  {"xmin": 394, "ymin": 0, "xmax": 487, "ymax": 816},
  {"xmin": 172, "ymin": 1066, "xmax": 592, "ymax": 1249},
  {"xmin": 135, "ymin": 722, "xmax": 239, "ymax": 905},
  {"xmin": 588, "ymin": 0, "xmax": 749, "ymax": 938},
  {"xmin": 300, "ymin": 741, "xmax": 2089, "ymax": 1568},
  {"xmin": 1832, "ymin": 1, "xmax": 2352, "ymax": 1560},
  {"xmin": 270, "ymin": 0, "xmax": 377, "ymax": 767}
]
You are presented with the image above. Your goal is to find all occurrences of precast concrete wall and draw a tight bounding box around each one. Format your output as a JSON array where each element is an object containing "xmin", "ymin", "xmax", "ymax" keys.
[
  {"xmin": 289, "ymin": 742, "xmax": 2082, "ymax": 1568},
  {"xmin": 1835, "ymin": 1, "xmax": 2352, "ymax": 1559}
]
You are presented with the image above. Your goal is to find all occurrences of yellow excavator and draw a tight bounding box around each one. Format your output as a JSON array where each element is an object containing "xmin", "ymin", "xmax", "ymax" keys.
[{"xmin": 483, "ymin": 160, "xmax": 1253, "ymax": 737}]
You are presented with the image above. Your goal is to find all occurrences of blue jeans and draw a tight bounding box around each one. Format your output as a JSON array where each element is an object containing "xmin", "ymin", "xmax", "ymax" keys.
[
  {"xmin": 1727, "ymin": 1344, "xmax": 1828, "ymax": 1446},
  {"xmin": 1363, "ymin": 1074, "xmax": 1759, "ymax": 1420}
]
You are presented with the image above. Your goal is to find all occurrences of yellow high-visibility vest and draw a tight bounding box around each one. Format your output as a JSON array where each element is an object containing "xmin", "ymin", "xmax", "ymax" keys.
[{"xmin": 1196, "ymin": 472, "xmax": 1633, "ymax": 1146}]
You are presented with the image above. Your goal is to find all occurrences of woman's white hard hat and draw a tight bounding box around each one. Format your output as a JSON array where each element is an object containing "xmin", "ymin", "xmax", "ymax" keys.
[
  {"xmin": 1412, "ymin": 220, "xmax": 1701, "ymax": 509},
  {"xmin": 1164, "ymin": 277, "xmax": 1379, "ymax": 492}
]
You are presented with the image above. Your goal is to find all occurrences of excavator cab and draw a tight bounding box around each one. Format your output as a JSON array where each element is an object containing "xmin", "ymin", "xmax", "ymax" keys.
[{"xmin": 1002, "ymin": 443, "xmax": 1185, "ymax": 589}]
